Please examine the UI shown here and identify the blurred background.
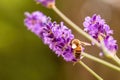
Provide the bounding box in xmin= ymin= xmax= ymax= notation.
xmin=0 ymin=0 xmax=120 ymax=80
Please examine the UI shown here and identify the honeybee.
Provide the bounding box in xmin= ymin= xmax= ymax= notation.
xmin=71 ymin=39 xmax=91 ymax=61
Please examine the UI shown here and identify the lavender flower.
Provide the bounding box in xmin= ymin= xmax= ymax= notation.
xmin=24 ymin=11 xmax=47 ymax=36
xmin=104 ymin=36 xmax=118 ymax=53
xmin=83 ymin=14 xmax=113 ymax=40
xmin=35 ymin=0 xmax=55 ymax=8
xmin=24 ymin=11 xmax=78 ymax=61
xmin=83 ymin=14 xmax=118 ymax=54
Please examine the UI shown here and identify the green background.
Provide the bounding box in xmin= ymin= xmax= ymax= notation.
xmin=0 ymin=0 xmax=120 ymax=80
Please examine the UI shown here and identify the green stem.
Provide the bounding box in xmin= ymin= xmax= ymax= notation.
xmin=82 ymin=52 xmax=120 ymax=72
xmin=112 ymin=55 xmax=120 ymax=66
xmin=79 ymin=61 xmax=103 ymax=80
xmin=52 ymin=5 xmax=100 ymax=47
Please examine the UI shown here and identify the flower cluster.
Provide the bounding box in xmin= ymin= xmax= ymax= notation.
xmin=83 ymin=14 xmax=118 ymax=54
xmin=35 ymin=0 xmax=55 ymax=8
xmin=24 ymin=11 xmax=77 ymax=61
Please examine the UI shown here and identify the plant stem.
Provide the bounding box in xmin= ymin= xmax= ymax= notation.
xmin=52 ymin=5 xmax=100 ymax=47
xmin=82 ymin=52 xmax=120 ymax=72
xmin=112 ymin=55 xmax=120 ymax=66
xmin=79 ymin=61 xmax=103 ymax=80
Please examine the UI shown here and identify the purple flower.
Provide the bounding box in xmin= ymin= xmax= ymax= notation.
xmin=83 ymin=14 xmax=113 ymax=40
xmin=35 ymin=0 xmax=55 ymax=8
xmin=104 ymin=36 xmax=118 ymax=53
xmin=83 ymin=14 xmax=118 ymax=54
xmin=24 ymin=11 xmax=47 ymax=37
xmin=24 ymin=11 xmax=78 ymax=62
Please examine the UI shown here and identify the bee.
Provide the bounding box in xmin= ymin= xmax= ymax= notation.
xmin=71 ymin=39 xmax=91 ymax=61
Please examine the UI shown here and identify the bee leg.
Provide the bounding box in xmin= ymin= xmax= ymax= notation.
xmin=73 ymin=62 xmax=77 ymax=66
xmin=73 ymin=59 xmax=80 ymax=66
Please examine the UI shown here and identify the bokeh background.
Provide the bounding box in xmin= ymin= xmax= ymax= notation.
xmin=0 ymin=0 xmax=120 ymax=80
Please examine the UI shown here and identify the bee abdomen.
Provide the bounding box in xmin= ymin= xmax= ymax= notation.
xmin=75 ymin=52 xmax=81 ymax=59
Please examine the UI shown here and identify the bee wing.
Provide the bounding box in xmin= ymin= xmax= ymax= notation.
xmin=80 ymin=41 xmax=91 ymax=46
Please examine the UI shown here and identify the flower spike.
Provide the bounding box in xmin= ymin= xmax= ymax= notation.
xmin=83 ymin=14 xmax=118 ymax=55
xmin=24 ymin=11 xmax=82 ymax=61
xmin=35 ymin=0 xmax=55 ymax=8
